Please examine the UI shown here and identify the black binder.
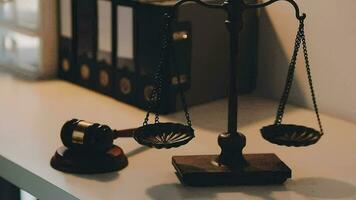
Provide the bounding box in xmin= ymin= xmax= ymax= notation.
xmin=95 ymin=0 xmax=115 ymax=95
xmin=169 ymin=22 xmax=192 ymax=92
xmin=76 ymin=0 xmax=97 ymax=89
xmin=114 ymin=1 xmax=139 ymax=105
xmin=116 ymin=2 xmax=192 ymax=114
xmin=57 ymin=0 xmax=77 ymax=81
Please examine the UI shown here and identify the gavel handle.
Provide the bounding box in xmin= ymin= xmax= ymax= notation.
xmin=113 ymin=128 xmax=136 ymax=139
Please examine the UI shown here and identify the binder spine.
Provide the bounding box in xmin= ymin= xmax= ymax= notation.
xmin=135 ymin=5 xmax=164 ymax=112
xmin=170 ymin=21 xmax=192 ymax=92
xmin=111 ymin=0 xmax=118 ymax=93
xmin=95 ymin=0 xmax=114 ymax=95
xmin=114 ymin=2 xmax=138 ymax=104
xmin=76 ymin=0 xmax=98 ymax=89
xmin=166 ymin=21 xmax=192 ymax=113
xmin=57 ymin=0 xmax=77 ymax=81
xmin=134 ymin=5 xmax=192 ymax=114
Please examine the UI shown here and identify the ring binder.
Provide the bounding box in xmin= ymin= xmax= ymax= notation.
xmin=57 ymin=0 xmax=77 ymax=81
xmin=133 ymin=3 xmax=192 ymax=113
xmin=96 ymin=0 xmax=114 ymax=95
xmin=76 ymin=0 xmax=97 ymax=89
xmin=114 ymin=2 xmax=138 ymax=104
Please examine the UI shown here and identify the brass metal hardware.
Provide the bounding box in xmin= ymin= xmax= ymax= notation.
xmin=144 ymin=85 xmax=154 ymax=101
xmin=62 ymin=59 xmax=70 ymax=72
xmin=71 ymin=121 xmax=91 ymax=144
xmin=80 ymin=64 xmax=90 ymax=80
xmin=99 ymin=70 xmax=109 ymax=87
xmin=173 ymin=31 xmax=188 ymax=41
xmin=172 ymin=74 xmax=188 ymax=85
xmin=120 ymin=77 xmax=132 ymax=95
xmin=72 ymin=131 xmax=84 ymax=144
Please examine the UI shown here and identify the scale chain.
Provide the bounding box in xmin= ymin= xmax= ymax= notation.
xmin=274 ymin=18 xmax=324 ymax=135
xmin=275 ymin=20 xmax=303 ymax=125
xmin=143 ymin=13 xmax=171 ymax=126
xmin=143 ymin=13 xmax=192 ymax=127
xmin=300 ymin=21 xmax=324 ymax=135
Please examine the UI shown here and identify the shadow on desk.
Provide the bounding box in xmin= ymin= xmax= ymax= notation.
xmin=126 ymin=146 xmax=151 ymax=158
xmin=146 ymin=177 xmax=356 ymax=200
xmin=287 ymin=177 xmax=356 ymax=199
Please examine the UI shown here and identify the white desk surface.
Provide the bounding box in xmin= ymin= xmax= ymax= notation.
xmin=0 ymin=73 xmax=356 ymax=200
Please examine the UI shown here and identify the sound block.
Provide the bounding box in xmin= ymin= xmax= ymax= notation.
xmin=172 ymin=154 xmax=291 ymax=186
xmin=51 ymin=145 xmax=128 ymax=174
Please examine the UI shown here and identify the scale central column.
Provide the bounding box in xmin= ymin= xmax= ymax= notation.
xmin=172 ymin=0 xmax=294 ymax=186
xmin=217 ymin=0 xmax=247 ymax=167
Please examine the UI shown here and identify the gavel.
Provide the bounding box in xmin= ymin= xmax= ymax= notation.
xmin=61 ymin=119 xmax=135 ymax=153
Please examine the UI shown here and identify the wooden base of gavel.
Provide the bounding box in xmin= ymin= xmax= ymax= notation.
xmin=51 ymin=121 xmax=137 ymax=174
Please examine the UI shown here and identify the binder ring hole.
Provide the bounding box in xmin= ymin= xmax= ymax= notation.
xmin=62 ymin=59 xmax=70 ymax=72
xmin=144 ymin=85 xmax=154 ymax=101
xmin=80 ymin=64 xmax=90 ymax=80
xmin=120 ymin=77 xmax=132 ymax=95
xmin=99 ymin=70 xmax=109 ymax=87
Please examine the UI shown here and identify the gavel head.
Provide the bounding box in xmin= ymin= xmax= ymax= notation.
xmin=60 ymin=119 xmax=114 ymax=153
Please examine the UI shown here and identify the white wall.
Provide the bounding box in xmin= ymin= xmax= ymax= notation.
xmin=256 ymin=0 xmax=356 ymax=122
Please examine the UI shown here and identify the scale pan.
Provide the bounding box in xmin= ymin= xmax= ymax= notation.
xmin=134 ymin=123 xmax=194 ymax=149
xmin=261 ymin=124 xmax=322 ymax=147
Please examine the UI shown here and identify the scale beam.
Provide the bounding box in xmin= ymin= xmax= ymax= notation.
xmin=244 ymin=0 xmax=306 ymax=20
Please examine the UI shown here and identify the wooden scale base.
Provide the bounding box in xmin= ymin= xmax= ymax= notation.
xmin=172 ymin=154 xmax=291 ymax=186
xmin=51 ymin=145 xmax=128 ymax=174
